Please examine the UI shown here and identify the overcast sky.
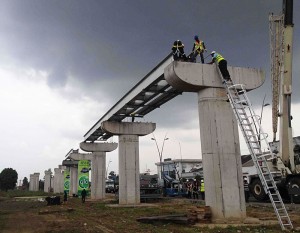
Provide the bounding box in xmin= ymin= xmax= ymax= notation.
xmin=0 ymin=1 xmax=299 ymax=183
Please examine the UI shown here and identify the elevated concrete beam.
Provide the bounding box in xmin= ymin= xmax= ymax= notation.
xmin=101 ymin=122 xmax=155 ymax=205
xmin=165 ymin=61 xmax=264 ymax=92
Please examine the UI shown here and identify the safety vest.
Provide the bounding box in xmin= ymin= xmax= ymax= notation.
xmin=214 ymin=53 xmax=225 ymax=63
xmin=200 ymin=181 xmax=205 ymax=192
xmin=194 ymin=41 xmax=204 ymax=53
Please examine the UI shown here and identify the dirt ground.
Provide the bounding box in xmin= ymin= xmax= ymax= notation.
xmin=1 ymin=195 xmax=300 ymax=233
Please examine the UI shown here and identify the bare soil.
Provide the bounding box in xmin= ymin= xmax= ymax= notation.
xmin=1 ymin=195 xmax=300 ymax=233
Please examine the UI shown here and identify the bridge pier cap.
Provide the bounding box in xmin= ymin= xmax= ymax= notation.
xmin=101 ymin=121 xmax=156 ymax=136
xmin=164 ymin=62 xmax=265 ymax=92
xmin=80 ymin=142 xmax=118 ymax=153
xmin=69 ymin=152 xmax=92 ymax=161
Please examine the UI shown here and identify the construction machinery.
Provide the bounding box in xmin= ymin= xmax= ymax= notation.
xmin=221 ymin=1 xmax=298 ymax=229
xmin=243 ymin=0 xmax=300 ymax=205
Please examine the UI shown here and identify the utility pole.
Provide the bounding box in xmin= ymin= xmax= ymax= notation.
xmin=106 ymin=160 xmax=112 ymax=179
xmin=258 ymin=94 xmax=270 ymax=146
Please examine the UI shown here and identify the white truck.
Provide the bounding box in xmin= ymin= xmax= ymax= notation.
xmin=242 ymin=136 xmax=300 ymax=203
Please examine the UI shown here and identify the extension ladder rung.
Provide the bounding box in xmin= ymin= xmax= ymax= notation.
xmin=221 ymin=76 xmax=293 ymax=230
xmin=257 ymin=154 xmax=270 ymax=158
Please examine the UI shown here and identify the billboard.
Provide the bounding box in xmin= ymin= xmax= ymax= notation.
xmin=64 ymin=168 xmax=70 ymax=195
xmin=77 ymin=160 xmax=90 ymax=196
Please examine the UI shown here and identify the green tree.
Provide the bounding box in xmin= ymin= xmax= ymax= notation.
xmin=0 ymin=168 xmax=18 ymax=191
xmin=39 ymin=179 xmax=44 ymax=191
xmin=22 ymin=177 xmax=29 ymax=190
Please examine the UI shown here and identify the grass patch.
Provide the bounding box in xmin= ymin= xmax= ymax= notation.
xmin=4 ymin=190 xmax=49 ymax=198
xmin=0 ymin=212 xmax=8 ymax=229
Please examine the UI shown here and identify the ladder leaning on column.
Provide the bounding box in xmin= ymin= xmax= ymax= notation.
xmin=221 ymin=77 xmax=293 ymax=231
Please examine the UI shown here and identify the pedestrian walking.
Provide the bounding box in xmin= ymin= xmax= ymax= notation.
xmin=81 ymin=189 xmax=87 ymax=203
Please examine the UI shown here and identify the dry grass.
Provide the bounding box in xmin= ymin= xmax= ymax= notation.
xmin=1 ymin=195 xmax=300 ymax=233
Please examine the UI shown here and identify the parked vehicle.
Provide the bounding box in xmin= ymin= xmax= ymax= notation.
xmin=242 ymin=137 xmax=300 ymax=203
xmin=105 ymin=179 xmax=115 ymax=193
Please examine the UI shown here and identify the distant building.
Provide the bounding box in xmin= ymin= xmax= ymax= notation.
xmin=155 ymin=158 xmax=203 ymax=182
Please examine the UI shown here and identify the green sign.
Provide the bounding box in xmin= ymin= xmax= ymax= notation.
xmin=78 ymin=160 xmax=90 ymax=197
xmin=64 ymin=168 xmax=70 ymax=195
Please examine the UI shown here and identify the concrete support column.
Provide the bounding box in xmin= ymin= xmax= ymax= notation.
xmin=164 ymin=61 xmax=265 ymax=222
xmin=59 ymin=165 xmax=66 ymax=193
xmin=91 ymin=152 xmax=106 ymax=199
xmin=119 ymin=134 xmax=140 ymax=204
xmin=29 ymin=174 xmax=34 ymax=191
xmin=30 ymin=173 xmax=39 ymax=191
xmin=53 ymin=168 xmax=62 ymax=194
xmin=80 ymin=142 xmax=118 ymax=200
xmin=34 ymin=173 xmax=40 ymax=191
xmin=69 ymin=152 xmax=92 ymax=197
xmin=198 ymin=88 xmax=246 ymax=220
xmin=44 ymin=169 xmax=52 ymax=193
xmin=69 ymin=166 xmax=78 ymax=197
xmin=102 ymin=121 xmax=155 ymax=205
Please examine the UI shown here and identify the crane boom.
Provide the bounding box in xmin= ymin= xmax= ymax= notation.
xmin=269 ymin=13 xmax=284 ymax=142
xmin=280 ymin=0 xmax=294 ymax=169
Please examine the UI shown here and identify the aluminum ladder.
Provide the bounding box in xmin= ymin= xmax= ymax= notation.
xmin=222 ymin=78 xmax=293 ymax=230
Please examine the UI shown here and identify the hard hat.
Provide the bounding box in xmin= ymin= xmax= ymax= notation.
xmin=194 ymin=35 xmax=199 ymax=40
xmin=211 ymin=51 xmax=216 ymax=55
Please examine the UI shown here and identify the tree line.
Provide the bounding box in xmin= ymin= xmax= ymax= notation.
xmin=0 ymin=168 xmax=34 ymax=191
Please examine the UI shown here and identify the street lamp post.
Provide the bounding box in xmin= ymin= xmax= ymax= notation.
xmin=106 ymin=160 xmax=112 ymax=179
xmin=258 ymin=94 xmax=270 ymax=146
xmin=151 ymin=134 xmax=169 ymax=195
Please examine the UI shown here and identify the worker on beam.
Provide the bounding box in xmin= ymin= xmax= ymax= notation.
xmin=208 ymin=51 xmax=231 ymax=82
xmin=172 ymin=40 xmax=187 ymax=61
xmin=191 ymin=35 xmax=207 ymax=63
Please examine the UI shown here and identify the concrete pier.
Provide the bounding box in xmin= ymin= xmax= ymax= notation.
xmin=80 ymin=142 xmax=118 ymax=200
xmin=44 ymin=169 xmax=52 ymax=193
xmin=29 ymin=173 xmax=40 ymax=191
xmin=101 ymin=121 xmax=155 ymax=205
xmin=53 ymin=168 xmax=63 ymax=193
xmin=59 ymin=165 xmax=66 ymax=193
xmin=62 ymin=159 xmax=79 ymax=196
xmin=69 ymin=152 xmax=92 ymax=197
xmin=165 ymin=61 xmax=265 ymax=221
xmin=69 ymin=166 xmax=78 ymax=197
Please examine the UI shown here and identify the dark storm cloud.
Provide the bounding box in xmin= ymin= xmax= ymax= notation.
xmin=1 ymin=0 xmax=299 ymax=105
